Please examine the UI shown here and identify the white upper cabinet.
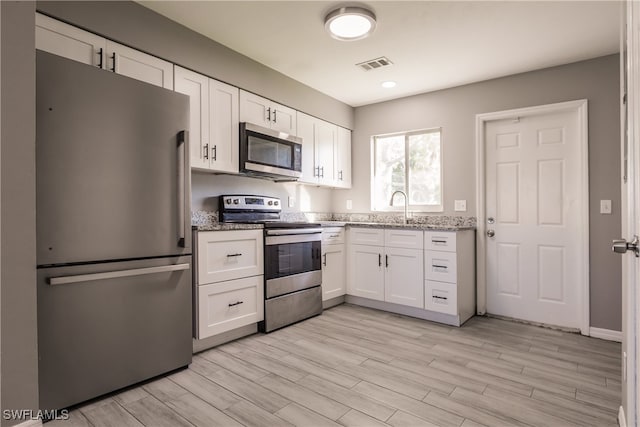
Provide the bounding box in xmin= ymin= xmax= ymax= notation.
xmin=36 ymin=13 xmax=173 ymax=90
xmin=239 ymin=90 xmax=297 ymax=135
xmin=334 ymin=127 xmax=352 ymax=189
xmin=174 ymin=66 xmax=210 ymax=169
xmin=36 ymin=13 xmax=106 ymax=68
xmin=209 ymin=79 xmax=240 ymax=173
xmin=316 ymin=120 xmax=337 ymax=186
xmin=175 ymin=66 xmax=239 ymax=173
xmin=106 ymin=41 xmax=173 ymax=89
xmin=296 ymin=112 xmax=338 ymax=186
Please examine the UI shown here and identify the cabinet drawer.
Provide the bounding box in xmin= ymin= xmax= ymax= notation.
xmin=197 ymin=230 xmax=263 ymax=285
xmin=323 ymin=227 xmax=345 ymax=244
xmin=425 ymin=231 xmax=457 ymax=252
xmin=384 ymin=229 xmax=423 ymax=249
xmin=196 ymin=275 xmax=264 ymax=339
xmin=348 ymin=227 xmax=384 ymax=246
xmin=425 ymin=280 xmax=457 ymax=315
xmin=425 ymin=251 xmax=457 ymax=283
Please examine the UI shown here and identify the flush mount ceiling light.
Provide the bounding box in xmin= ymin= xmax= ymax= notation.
xmin=381 ymin=81 xmax=396 ymax=88
xmin=325 ymin=6 xmax=376 ymax=41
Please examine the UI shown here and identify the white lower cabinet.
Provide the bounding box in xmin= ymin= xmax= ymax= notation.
xmin=384 ymin=247 xmax=424 ymax=308
xmin=347 ymin=228 xmax=423 ymax=307
xmin=321 ymin=227 xmax=346 ymax=301
xmin=348 ymin=244 xmax=385 ymax=301
xmin=197 ymin=275 xmax=263 ymax=338
xmin=423 ymin=230 xmax=476 ymax=324
xmin=347 ymin=226 xmax=475 ymax=326
xmin=194 ymin=230 xmax=264 ymax=340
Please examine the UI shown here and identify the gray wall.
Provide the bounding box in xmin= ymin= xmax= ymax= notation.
xmin=1 ymin=2 xmax=38 ymax=426
xmin=192 ymin=173 xmax=333 ymax=214
xmin=36 ymin=1 xmax=354 ymax=130
xmin=336 ymin=55 xmax=621 ymax=331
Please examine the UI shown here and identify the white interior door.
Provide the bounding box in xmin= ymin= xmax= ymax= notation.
xmin=484 ymin=103 xmax=588 ymax=330
xmin=619 ymin=2 xmax=639 ymax=425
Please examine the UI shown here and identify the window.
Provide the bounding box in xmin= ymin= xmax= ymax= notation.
xmin=372 ymin=128 xmax=442 ymax=212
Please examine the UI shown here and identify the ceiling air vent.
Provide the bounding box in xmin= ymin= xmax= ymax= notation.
xmin=356 ymin=56 xmax=393 ymax=71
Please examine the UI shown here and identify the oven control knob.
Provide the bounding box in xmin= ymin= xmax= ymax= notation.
xmin=225 ymin=198 xmax=231 ymax=204
xmin=268 ymin=201 xmax=273 ymax=206
xmin=274 ymin=201 xmax=279 ymax=206
xmin=233 ymin=199 xmax=239 ymax=205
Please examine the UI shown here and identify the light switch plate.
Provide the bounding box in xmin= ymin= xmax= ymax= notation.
xmin=454 ymin=200 xmax=467 ymax=212
xmin=600 ymin=199 xmax=612 ymax=214
xmin=346 ymin=199 xmax=353 ymax=210
xmin=288 ymin=196 xmax=295 ymax=208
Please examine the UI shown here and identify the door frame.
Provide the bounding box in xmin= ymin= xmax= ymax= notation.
xmin=475 ymin=99 xmax=590 ymax=334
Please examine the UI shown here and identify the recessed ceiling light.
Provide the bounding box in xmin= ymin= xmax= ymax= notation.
xmin=381 ymin=81 xmax=397 ymax=88
xmin=325 ymin=7 xmax=376 ymax=41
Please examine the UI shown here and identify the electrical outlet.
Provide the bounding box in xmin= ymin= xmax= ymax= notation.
xmin=288 ymin=196 xmax=295 ymax=208
xmin=346 ymin=199 xmax=353 ymax=210
xmin=454 ymin=200 xmax=467 ymax=212
xmin=600 ymin=199 xmax=612 ymax=214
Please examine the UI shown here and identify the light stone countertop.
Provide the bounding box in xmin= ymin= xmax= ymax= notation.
xmin=319 ymin=221 xmax=474 ymax=231
xmin=193 ymin=223 xmax=263 ymax=232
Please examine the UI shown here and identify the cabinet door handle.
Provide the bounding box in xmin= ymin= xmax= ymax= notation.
xmin=320 ymin=166 xmax=324 ymax=178
xmin=378 ymin=253 xmax=382 ymax=267
xmin=97 ymin=48 xmax=103 ymax=68
xmin=385 ymin=254 xmax=389 ymax=268
xmin=323 ymin=253 xmax=327 ymax=266
xmin=266 ymin=107 xmax=271 ymax=122
xmin=203 ymin=144 xmax=209 ymax=159
xmin=226 ymin=253 xmax=242 ymax=257
xmin=110 ymin=52 xmax=116 ymax=72
xmin=212 ymin=144 xmax=217 ymax=161
xmin=228 ymin=301 xmax=244 ymax=307
xmin=273 ymin=109 xmax=277 ymax=123
xmin=338 ymin=170 xmax=343 ymax=181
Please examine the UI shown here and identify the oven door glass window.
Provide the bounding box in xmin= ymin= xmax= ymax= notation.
xmin=265 ymin=240 xmax=321 ymax=279
xmin=247 ymin=135 xmax=293 ymax=169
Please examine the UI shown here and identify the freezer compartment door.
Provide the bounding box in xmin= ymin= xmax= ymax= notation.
xmin=36 ymin=51 xmax=190 ymax=266
xmin=37 ymin=256 xmax=192 ymax=411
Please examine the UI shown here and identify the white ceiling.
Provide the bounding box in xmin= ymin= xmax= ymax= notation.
xmin=138 ymin=1 xmax=621 ymax=107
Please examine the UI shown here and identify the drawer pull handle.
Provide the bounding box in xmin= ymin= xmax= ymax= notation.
xmin=227 ymin=253 xmax=242 ymax=257
xmin=330 ymin=234 xmax=340 ymax=238
xmin=433 ymin=296 xmax=448 ymax=300
xmin=433 ymin=264 xmax=448 ymax=269
xmin=432 ymin=240 xmax=447 ymax=244
xmin=228 ymin=301 xmax=244 ymax=307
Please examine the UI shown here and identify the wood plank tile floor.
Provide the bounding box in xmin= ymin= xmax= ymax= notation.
xmin=52 ymin=304 xmax=621 ymax=427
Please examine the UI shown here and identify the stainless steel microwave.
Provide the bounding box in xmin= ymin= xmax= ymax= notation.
xmin=240 ymin=122 xmax=302 ymax=181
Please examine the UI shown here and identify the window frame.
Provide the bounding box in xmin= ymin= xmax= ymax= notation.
xmin=370 ymin=127 xmax=444 ymax=213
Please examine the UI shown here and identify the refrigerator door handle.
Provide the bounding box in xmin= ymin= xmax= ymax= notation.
xmin=177 ymin=130 xmax=191 ymax=249
xmin=48 ymin=263 xmax=190 ymax=286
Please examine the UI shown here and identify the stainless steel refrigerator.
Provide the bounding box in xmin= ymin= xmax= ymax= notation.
xmin=36 ymin=51 xmax=192 ymax=411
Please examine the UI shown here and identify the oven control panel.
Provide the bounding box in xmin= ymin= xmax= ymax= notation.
xmin=220 ymin=195 xmax=281 ymax=211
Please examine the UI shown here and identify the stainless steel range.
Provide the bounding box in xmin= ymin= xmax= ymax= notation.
xmin=220 ymin=195 xmax=323 ymax=332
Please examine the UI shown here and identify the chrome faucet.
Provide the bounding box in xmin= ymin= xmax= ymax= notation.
xmin=389 ymin=190 xmax=409 ymax=224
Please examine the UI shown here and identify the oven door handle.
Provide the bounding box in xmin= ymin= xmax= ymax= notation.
xmin=265 ymin=228 xmax=324 ymax=236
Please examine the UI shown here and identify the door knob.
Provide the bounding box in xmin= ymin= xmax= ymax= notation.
xmin=613 ymin=236 xmax=640 ymax=257
xmin=487 ymin=230 xmax=495 ymax=237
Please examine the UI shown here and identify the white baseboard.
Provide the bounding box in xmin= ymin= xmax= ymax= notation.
xmin=618 ymin=405 xmax=626 ymax=427
xmin=590 ymin=327 xmax=623 ymax=342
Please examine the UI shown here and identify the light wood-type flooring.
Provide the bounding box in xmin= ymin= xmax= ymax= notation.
xmin=51 ymin=304 xmax=622 ymax=427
